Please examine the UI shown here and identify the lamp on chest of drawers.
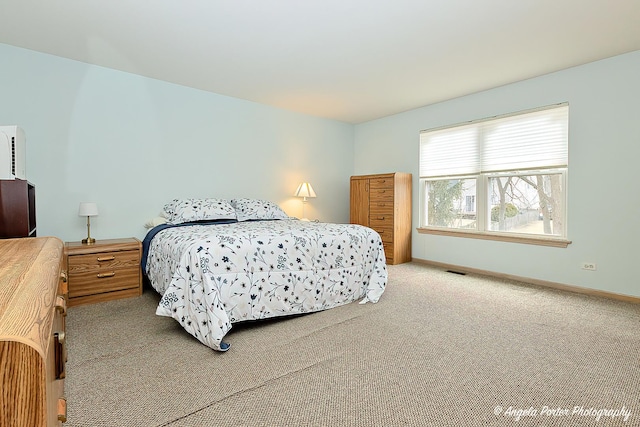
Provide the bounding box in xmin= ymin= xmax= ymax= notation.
xmin=78 ymin=202 xmax=99 ymax=244
xmin=294 ymin=182 xmax=316 ymax=221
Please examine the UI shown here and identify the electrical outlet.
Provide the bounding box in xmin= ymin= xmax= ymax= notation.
xmin=581 ymin=262 xmax=597 ymax=271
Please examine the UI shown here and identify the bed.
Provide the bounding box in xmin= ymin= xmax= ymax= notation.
xmin=142 ymin=198 xmax=388 ymax=351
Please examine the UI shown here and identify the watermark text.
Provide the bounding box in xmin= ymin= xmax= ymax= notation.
xmin=493 ymin=405 xmax=632 ymax=422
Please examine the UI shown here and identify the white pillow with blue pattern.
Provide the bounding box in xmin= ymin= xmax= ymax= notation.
xmin=167 ymin=198 xmax=237 ymax=224
xmin=231 ymin=198 xmax=289 ymax=222
xmin=161 ymin=198 xmax=179 ymax=219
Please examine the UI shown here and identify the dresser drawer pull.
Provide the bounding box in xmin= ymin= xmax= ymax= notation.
xmin=55 ymin=295 xmax=67 ymax=317
xmin=58 ymin=397 xmax=67 ymax=423
xmin=54 ymin=332 xmax=66 ymax=380
xmin=60 ymin=278 xmax=69 ymax=297
xmin=378 ymin=230 xmax=385 ymax=234
xmin=97 ymin=256 xmax=116 ymax=262
xmin=377 ymin=216 xmax=385 ymax=220
xmin=97 ymin=272 xmax=116 ymax=278
xmin=60 ymin=270 xmax=68 ymax=282
xmin=377 ymin=190 xmax=386 ymax=193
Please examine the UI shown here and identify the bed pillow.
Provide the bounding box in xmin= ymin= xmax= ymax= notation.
xmin=144 ymin=216 xmax=169 ymax=229
xmin=231 ymin=198 xmax=289 ymax=222
xmin=161 ymin=199 xmax=179 ymax=219
xmin=168 ymin=198 xmax=237 ymax=224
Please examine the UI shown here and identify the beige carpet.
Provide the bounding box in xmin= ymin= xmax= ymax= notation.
xmin=65 ymin=263 xmax=639 ymax=426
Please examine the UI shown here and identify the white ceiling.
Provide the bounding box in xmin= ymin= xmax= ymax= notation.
xmin=1 ymin=0 xmax=640 ymax=123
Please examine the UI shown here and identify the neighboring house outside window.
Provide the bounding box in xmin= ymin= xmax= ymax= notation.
xmin=465 ymin=195 xmax=475 ymax=214
xmin=418 ymin=103 xmax=570 ymax=247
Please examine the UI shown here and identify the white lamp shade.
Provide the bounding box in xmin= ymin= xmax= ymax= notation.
xmin=294 ymin=182 xmax=317 ymax=198
xmin=78 ymin=202 xmax=99 ymax=217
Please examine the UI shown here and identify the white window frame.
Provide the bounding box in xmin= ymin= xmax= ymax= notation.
xmin=417 ymin=104 xmax=571 ymax=248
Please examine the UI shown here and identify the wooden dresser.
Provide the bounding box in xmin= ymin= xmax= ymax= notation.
xmin=65 ymin=238 xmax=142 ymax=307
xmin=0 ymin=237 xmax=68 ymax=426
xmin=350 ymin=172 xmax=412 ymax=265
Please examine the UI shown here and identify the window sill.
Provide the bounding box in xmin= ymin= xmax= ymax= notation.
xmin=416 ymin=227 xmax=572 ymax=248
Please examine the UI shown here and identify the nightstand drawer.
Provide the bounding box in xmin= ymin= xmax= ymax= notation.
xmin=68 ymin=250 xmax=139 ymax=273
xmin=68 ymin=267 xmax=140 ymax=298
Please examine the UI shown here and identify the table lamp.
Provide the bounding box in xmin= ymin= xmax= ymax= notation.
xmin=78 ymin=202 xmax=99 ymax=244
xmin=294 ymin=182 xmax=316 ymax=221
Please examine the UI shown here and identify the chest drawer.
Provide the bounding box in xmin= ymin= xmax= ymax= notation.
xmin=382 ymin=243 xmax=394 ymax=264
xmin=370 ymin=199 xmax=393 ymax=211
xmin=369 ymin=188 xmax=394 ymax=203
xmin=369 ymin=223 xmax=393 ymax=244
xmin=370 ymin=213 xmax=394 ymax=230
xmin=369 ymin=179 xmax=393 ymax=202
xmin=369 ymin=203 xmax=394 ymax=217
xmin=369 ymin=177 xmax=394 ymax=190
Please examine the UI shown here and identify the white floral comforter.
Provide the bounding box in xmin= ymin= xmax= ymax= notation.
xmin=144 ymin=219 xmax=387 ymax=351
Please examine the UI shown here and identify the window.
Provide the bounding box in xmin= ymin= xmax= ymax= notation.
xmin=419 ymin=104 xmax=569 ymax=245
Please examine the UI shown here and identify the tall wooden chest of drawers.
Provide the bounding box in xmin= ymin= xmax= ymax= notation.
xmin=350 ymin=172 xmax=412 ymax=265
xmin=0 ymin=237 xmax=68 ymax=426
xmin=65 ymin=238 xmax=142 ymax=307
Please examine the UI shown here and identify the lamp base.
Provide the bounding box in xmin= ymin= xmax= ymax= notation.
xmin=82 ymin=237 xmax=96 ymax=244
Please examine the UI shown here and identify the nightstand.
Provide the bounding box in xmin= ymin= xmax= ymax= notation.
xmin=65 ymin=237 xmax=142 ymax=307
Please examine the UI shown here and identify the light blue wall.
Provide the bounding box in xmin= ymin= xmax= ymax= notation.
xmin=2 ymin=42 xmax=639 ymax=298
xmin=354 ymin=50 xmax=640 ymax=298
xmin=0 ymin=43 xmax=354 ymax=242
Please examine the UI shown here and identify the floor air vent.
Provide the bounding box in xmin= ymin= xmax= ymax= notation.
xmin=446 ymin=270 xmax=466 ymax=275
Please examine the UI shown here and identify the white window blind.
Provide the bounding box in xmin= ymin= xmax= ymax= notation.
xmin=419 ymin=124 xmax=479 ymax=177
xmin=420 ymin=104 xmax=568 ymax=178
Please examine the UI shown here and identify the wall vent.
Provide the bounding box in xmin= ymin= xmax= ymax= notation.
xmin=446 ymin=270 xmax=466 ymax=276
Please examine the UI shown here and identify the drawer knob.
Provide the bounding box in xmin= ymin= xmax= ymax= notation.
xmin=54 ymin=332 xmax=66 ymax=379
xmin=58 ymin=397 xmax=67 ymax=423
xmin=60 ymin=270 xmax=68 ymax=282
xmin=97 ymin=272 xmax=116 ymax=278
xmin=377 ymin=216 xmax=385 ymax=220
xmin=55 ymin=295 xmax=67 ymax=317
xmin=97 ymin=256 xmax=116 ymax=262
